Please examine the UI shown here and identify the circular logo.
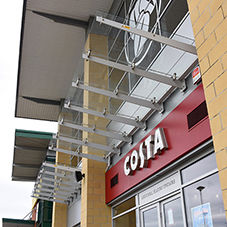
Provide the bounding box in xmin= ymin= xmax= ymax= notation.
xmin=124 ymin=0 xmax=160 ymax=66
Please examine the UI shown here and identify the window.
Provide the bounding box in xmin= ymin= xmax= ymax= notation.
xmin=111 ymin=150 xmax=226 ymax=227
xmin=113 ymin=197 xmax=137 ymax=227
xmin=113 ymin=197 xmax=136 ymax=216
xmin=181 ymin=153 xmax=217 ymax=184
xmin=114 ymin=210 xmax=137 ymax=227
xmin=182 ymin=154 xmax=226 ymax=227
xmin=108 ymin=0 xmax=190 ymax=114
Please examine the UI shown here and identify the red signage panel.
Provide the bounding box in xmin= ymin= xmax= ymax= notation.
xmin=106 ymin=84 xmax=211 ymax=204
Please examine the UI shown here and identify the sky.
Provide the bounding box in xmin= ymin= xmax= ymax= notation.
xmin=0 ymin=1 xmax=57 ymax=224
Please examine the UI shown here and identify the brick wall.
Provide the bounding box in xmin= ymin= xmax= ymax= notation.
xmin=81 ymin=33 xmax=111 ymax=227
xmin=187 ymin=0 xmax=227 ymax=217
xmin=52 ymin=113 xmax=71 ymax=227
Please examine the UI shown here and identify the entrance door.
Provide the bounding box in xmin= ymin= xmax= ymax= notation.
xmin=141 ymin=195 xmax=184 ymax=227
xmin=161 ymin=196 xmax=184 ymax=227
xmin=142 ymin=204 xmax=161 ymax=227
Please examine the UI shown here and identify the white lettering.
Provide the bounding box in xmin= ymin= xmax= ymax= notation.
xmin=123 ymin=128 xmax=168 ymax=176
xmin=139 ymin=142 xmax=148 ymax=168
xmin=124 ymin=156 xmax=133 ymax=176
xmin=130 ymin=150 xmax=140 ymax=171
xmin=154 ymin=128 xmax=168 ymax=155
xmin=144 ymin=135 xmax=154 ymax=160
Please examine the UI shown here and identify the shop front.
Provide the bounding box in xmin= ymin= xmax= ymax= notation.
xmin=110 ymin=149 xmax=226 ymax=227
xmin=14 ymin=0 xmax=227 ymax=226
xmin=106 ymin=83 xmax=227 ymax=226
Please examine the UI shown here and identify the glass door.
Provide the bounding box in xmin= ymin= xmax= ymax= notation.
xmin=141 ymin=195 xmax=184 ymax=227
xmin=161 ymin=195 xmax=184 ymax=227
xmin=141 ymin=203 xmax=161 ymax=227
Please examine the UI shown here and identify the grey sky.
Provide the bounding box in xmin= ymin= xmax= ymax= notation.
xmin=0 ymin=1 xmax=57 ymax=224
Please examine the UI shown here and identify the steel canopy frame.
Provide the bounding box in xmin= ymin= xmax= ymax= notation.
xmin=42 ymin=162 xmax=81 ymax=172
xmin=64 ymin=103 xmax=146 ymax=129
xmin=33 ymin=191 xmax=70 ymax=200
xmin=82 ymin=54 xmax=186 ymax=90
xmin=36 ymin=181 xmax=77 ymax=192
xmin=72 ymin=14 xmax=198 ymax=161
xmin=40 ymin=170 xmax=74 ymax=179
xmin=33 ymin=187 xmax=78 ymax=196
xmin=34 ymin=187 xmax=76 ymax=197
xmin=96 ymin=16 xmax=197 ymax=55
xmin=72 ymin=81 xmax=163 ymax=111
xmin=32 ymin=195 xmax=67 ymax=204
xmin=31 ymin=162 xmax=81 ymax=204
xmin=59 ymin=119 xmax=132 ymax=143
xmin=40 ymin=176 xmax=79 ymax=187
xmin=50 ymin=147 xmax=108 ymax=163
xmin=54 ymin=134 xmax=120 ymax=154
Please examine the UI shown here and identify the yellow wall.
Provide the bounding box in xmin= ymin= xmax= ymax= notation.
xmin=81 ymin=33 xmax=111 ymax=227
xmin=52 ymin=34 xmax=111 ymax=227
xmin=187 ymin=0 xmax=227 ymax=217
xmin=52 ymin=113 xmax=71 ymax=227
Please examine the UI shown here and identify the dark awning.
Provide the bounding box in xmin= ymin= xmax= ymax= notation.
xmin=12 ymin=129 xmax=55 ymax=181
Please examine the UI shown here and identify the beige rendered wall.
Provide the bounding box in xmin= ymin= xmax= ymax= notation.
xmin=187 ymin=0 xmax=227 ymax=217
xmin=80 ymin=33 xmax=111 ymax=227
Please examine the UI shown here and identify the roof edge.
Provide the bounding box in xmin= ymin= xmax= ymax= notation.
xmin=2 ymin=218 xmax=35 ymax=224
xmin=15 ymin=0 xmax=27 ymax=118
xmin=15 ymin=129 xmax=53 ymax=140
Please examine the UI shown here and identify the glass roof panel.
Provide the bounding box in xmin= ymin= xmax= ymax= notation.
xmin=63 ymin=7 xmax=197 ymax=151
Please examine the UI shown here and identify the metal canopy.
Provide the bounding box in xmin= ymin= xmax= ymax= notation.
xmin=20 ymin=4 xmax=198 ymax=169
xmin=15 ymin=0 xmax=114 ymax=121
xmin=31 ymin=162 xmax=81 ymax=204
xmin=14 ymin=0 xmax=200 ymax=205
xmin=62 ymin=9 xmax=198 ymax=158
xmin=12 ymin=129 xmax=55 ymax=182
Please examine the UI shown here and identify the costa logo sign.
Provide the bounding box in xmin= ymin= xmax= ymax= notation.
xmin=124 ymin=0 xmax=160 ymax=66
xmin=124 ymin=128 xmax=168 ymax=176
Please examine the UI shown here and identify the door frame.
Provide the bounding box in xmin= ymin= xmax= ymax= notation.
xmin=140 ymin=192 xmax=185 ymax=227
xmin=140 ymin=202 xmax=162 ymax=227
xmin=160 ymin=194 xmax=184 ymax=227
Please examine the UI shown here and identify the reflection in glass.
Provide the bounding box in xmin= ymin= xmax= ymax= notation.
xmin=163 ymin=197 xmax=184 ymax=227
xmin=160 ymin=0 xmax=188 ymax=38
xmin=143 ymin=206 xmax=159 ymax=227
xmin=181 ymin=153 xmax=217 ymax=184
xmin=160 ymin=0 xmax=172 ymax=13
xmin=113 ymin=197 xmax=136 ymax=216
xmin=113 ymin=209 xmax=136 ymax=227
xmin=184 ymin=174 xmax=226 ymax=227
xmin=105 ymin=0 xmax=193 ymax=117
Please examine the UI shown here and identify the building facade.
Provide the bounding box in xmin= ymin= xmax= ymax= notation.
xmin=15 ymin=0 xmax=227 ymax=227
